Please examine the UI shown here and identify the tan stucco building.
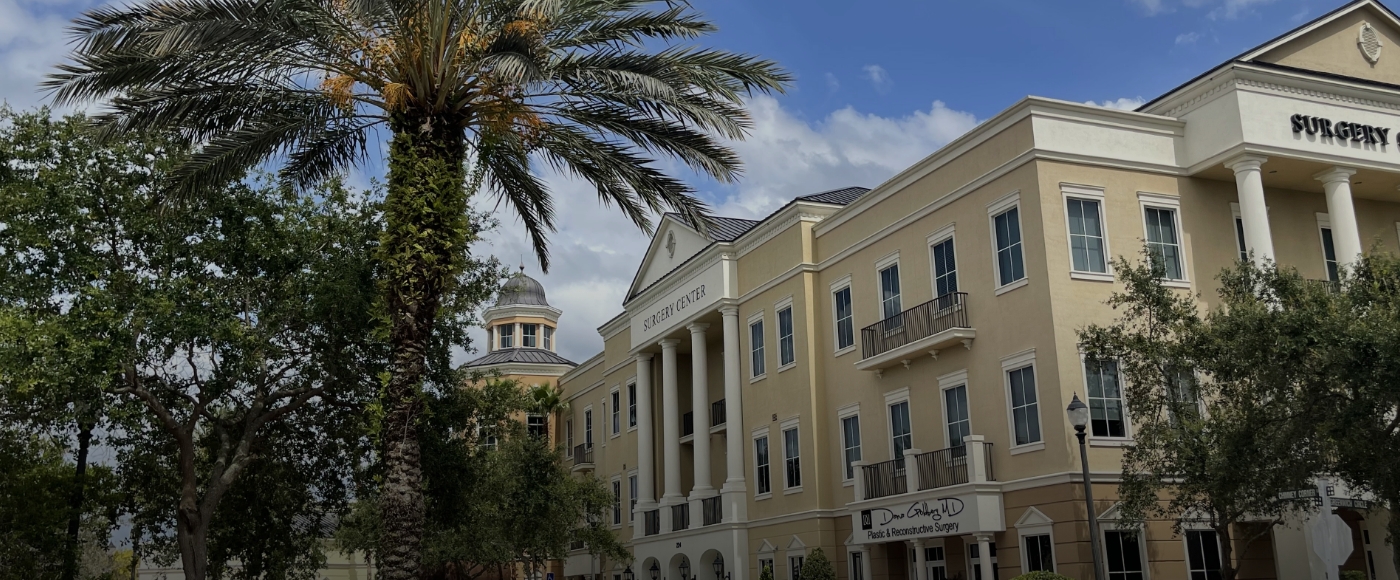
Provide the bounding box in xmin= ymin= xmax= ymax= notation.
xmin=555 ymin=4 xmax=1400 ymax=580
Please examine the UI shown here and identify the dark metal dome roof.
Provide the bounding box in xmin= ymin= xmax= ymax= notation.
xmin=496 ymin=268 xmax=549 ymax=306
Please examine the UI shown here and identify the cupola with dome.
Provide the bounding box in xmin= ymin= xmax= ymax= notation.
xmin=462 ymin=265 xmax=575 ymax=378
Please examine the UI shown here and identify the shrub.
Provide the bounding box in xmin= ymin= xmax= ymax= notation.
xmin=759 ymin=562 xmax=774 ymax=580
xmin=1341 ymin=571 xmax=1367 ymax=580
xmin=800 ymin=548 xmax=836 ymax=580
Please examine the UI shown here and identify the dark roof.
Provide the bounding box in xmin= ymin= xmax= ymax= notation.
xmin=496 ymin=270 xmax=549 ymax=306
xmin=796 ymin=186 xmax=872 ymax=206
xmin=462 ymin=347 xmax=576 ymax=368
xmin=664 ymin=213 xmax=761 ymax=242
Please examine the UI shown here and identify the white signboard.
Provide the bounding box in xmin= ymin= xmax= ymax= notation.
xmin=851 ymin=494 xmax=1000 ymax=544
xmin=630 ymin=261 xmax=725 ymax=348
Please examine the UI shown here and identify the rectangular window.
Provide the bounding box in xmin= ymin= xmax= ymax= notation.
xmin=1105 ymin=531 xmax=1145 ymax=580
xmin=566 ymin=419 xmax=574 ymax=454
xmin=889 ymin=401 xmax=912 ymax=469
xmin=932 ymin=238 xmax=958 ymax=297
xmin=760 ymin=560 xmax=774 ymax=578
xmin=969 ymin=542 xmax=998 ymax=580
xmin=1086 ymin=359 xmax=1127 ymax=438
xmin=627 ymin=383 xmax=637 ymax=428
xmin=755 ymin=436 xmax=771 ymax=495
xmin=584 ymin=408 xmax=593 ymax=448
xmin=926 ymin=547 xmax=947 ymax=580
xmin=994 ymin=207 xmax=1026 ymax=287
xmin=851 ymin=552 xmax=864 ymax=580
xmin=527 ymin=414 xmax=546 ymax=438
xmin=522 ymin=323 xmax=538 ymax=348
xmin=1169 ymin=369 xmax=1201 ymax=426
xmin=543 ymin=326 xmax=554 ymax=350
xmin=1186 ymin=530 xmax=1223 ymax=580
xmin=611 ymin=391 xmax=621 ymax=435
xmin=1235 ymin=217 xmax=1248 ymax=263
xmin=750 ymin=319 xmax=766 ymax=377
xmin=783 ymin=427 xmax=801 ymax=489
xmin=612 ymin=480 xmax=622 ymax=525
xmin=1024 ymin=534 xmax=1054 ymax=572
xmin=841 ymin=415 xmax=862 ymax=480
xmin=944 ymin=385 xmax=971 ymax=449
xmin=789 ymin=556 xmax=805 ymax=580
xmin=834 ymin=286 xmax=854 ymax=350
xmin=778 ymin=306 xmax=795 ymax=367
xmin=628 ymin=475 xmax=638 ymax=515
xmin=1008 ymin=365 xmax=1041 ymax=446
xmin=1145 ymin=206 xmax=1184 ymax=280
xmin=499 ymin=325 xmax=514 ymax=348
xmin=1321 ymin=227 xmax=1339 ymax=282
xmin=1067 ymin=198 xmax=1108 ymax=273
xmin=879 ymin=264 xmax=902 ymax=320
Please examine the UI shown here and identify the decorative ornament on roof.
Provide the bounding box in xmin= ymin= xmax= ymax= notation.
xmin=666 ymin=231 xmax=676 ymax=258
xmin=1359 ymin=22 xmax=1383 ymax=64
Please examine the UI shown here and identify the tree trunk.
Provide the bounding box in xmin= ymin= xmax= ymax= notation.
xmin=130 ymin=526 xmax=142 ymax=580
xmin=377 ymin=120 xmax=469 ymax=580
xmin=1217 ymin=521 xmax=1238 ymax=580
xmin=1389 ymin=500 xmax=1400 ymax=580
xmin=63 ymin=419 xmax=94 ymax=580
xmin=176 ymin=508 xmax=209 ymax=580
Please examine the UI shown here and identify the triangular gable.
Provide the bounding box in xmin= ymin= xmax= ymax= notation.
xmin=1014 ymin=506 xmax=1054 ymax=528
xmin=785 ymin=536 xmax=807 ymax=551
xmin=1097 ymin=502 xmax=1127 ymax=522
xmin=757 ymin=540 xmax=776 ymax=554
xmin=1246 ymin=0 xmax=1400 ymax=86
xmin=625 ymin=215 xmax=712 ymax=301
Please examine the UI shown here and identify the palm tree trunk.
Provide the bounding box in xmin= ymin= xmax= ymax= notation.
xmin=377 ymin=119 xmax=469 ymax=580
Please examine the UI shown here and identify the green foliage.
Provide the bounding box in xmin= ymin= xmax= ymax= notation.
xmin=1341 ymin=571 xmax=1367 ymax=580
xmin=1008 ymin=572 xmax=1074 ymax=580
xmin=799 ymin=549 xmax=834 ymax=580
xmin=759 ymin=562 xmax=774 ymax=580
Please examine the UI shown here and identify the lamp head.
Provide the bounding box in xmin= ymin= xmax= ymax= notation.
xmin=651 ymin=562 xmax=660 ymax=580
xmin=713 ymin=555 xmax=725 ymax=580
xmin=625 ymin=567 xmax=634 ymax=580
xmin=1066 ymin=392 xmax=1090 ymax=432
xmin=680 ymin=558 xmax=690 ymax=580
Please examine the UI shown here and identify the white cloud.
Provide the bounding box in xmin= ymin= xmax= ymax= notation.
xmin=1130 ymin=0 xmax=1171 ymax=15
xmin=1133 ymin=0 xmax=1275 ymax=19
xmin=824 ymin=72 xmax=840 ymax=92
xmin=0 ymin=0 xmax=83 ymax=111
xmin=1175 ymin=31 xmax=1200 ymax=45
xmin=1290 ymin=7 xmax=1309 ymax=22
xmin=1084 ymin=97 xmax=1146 ymax=111
xmin=1209 ymin=0 xmax=1277 ymax=19
xmin=862 ymin=64 xmax=892 ymax=94
xmin=465 ymin=95 xmax=980 ymax=363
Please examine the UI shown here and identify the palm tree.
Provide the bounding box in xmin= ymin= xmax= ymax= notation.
xmin=527 ymin=382 xmax=568 ymax=436
xmin=46 ymin=1 xmax=789 ymax=578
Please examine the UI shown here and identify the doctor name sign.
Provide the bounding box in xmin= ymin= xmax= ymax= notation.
xmin=853 ymin=494 xmax=995 ymax=544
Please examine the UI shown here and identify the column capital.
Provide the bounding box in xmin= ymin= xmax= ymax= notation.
xmin=720 ymin=305 xmax=740 ymax=317
xmin=973 ymin=533 xmax=995 ymax=543
xmin=1224 ymin=154 xmax=1269 ymax=173
xmin=636 ymin=352 xmax=654 ymax=361
xmin=658 ymin=338 xmax=681 ymax=348
xmin=687 ymin=322 xmax=711 ymax=333
xmin=1314 ymin=166 xmax=1358 ymax=184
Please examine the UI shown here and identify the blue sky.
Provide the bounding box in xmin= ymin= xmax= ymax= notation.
xmin=0 ymin=0 xmax=1351 ymax=362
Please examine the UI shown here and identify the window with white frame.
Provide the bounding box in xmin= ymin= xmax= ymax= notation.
xmin=1104 ymin=531 xmax=1145 ymax=580
xmin=627 ymin=383 xmax=637 ymax=428
xmin=750 ymin=316 xmax=766 ymax=378
xmin=1066 ymin=193 xmax=1108 ymax=274
xmin=992 ymin=205 xmax=1026 ymax=287
xmin=1143 ymin=202 xmax=1185 ymax=280
xmin=1023 ymin=534 xmax=1053 ymax=572
xmin=543 ymin=326 xmax=554 ymax=350
xmin=778 ymin=305 xmax=795 ymax=367
xmin=925 ymin=547 xmax=947 ymax=580
xmin=1186 ymin=530 xmax=1223 ymax=580
xmin=759 ymin=559 xmax=774 ymax=578
xmin=499 ymin=324 xmax=514 ymax=348
xmin=969 ymin=542 xmax=998 ymax=580
xmin=782 ymin=425 xmax=801 ymax=489
xmin=1232 ymin=204 xmax=1248 ymax=263
xmin=610 ymin=389 xmax=621 ymax=435
xmin=850 ymin=551 xmax=865 ymax=580
xmin=526 ymin=413 xmax=546 ymax=438
xmin=522 ymin=323 xmax=538 ymax=348
xmin=754 ymin=434 xmax=771 ymax=495
xmin=789 ymin=555 xmax=805 ymax=580
xmin=628 ymin=474 xmax=637 ymax=516
xmin=1318 ymin=214 xmax=1340 ymax=282
xmin=611 ymin=479 xmax=622 ymax=525
xmin=944 ymin=384 xmax=971 ymax=449
xmin=889 ymin=400 xmax=912 ymax=469
xmin=566 ymin=418 xmax=574 ymax=454
xmin=1085 ymin=358 xmax=1127 ymax=438
xmin=1006 ymin=362 xmax=1042 ymax=446
xmin=840 ymin=413 xmax=861 ymax=481
xmin=878 ymin=261 xmax=902 ymax=320
xmin=584 ymin=407 xmax=593 ymax=449
xmin=931 ymin=236 xmax=958 ymax=298
xmin=833 ymin=284 xmax=854 ymax=351
xmin=1168 ymin=368 xmax=1202 ymax=427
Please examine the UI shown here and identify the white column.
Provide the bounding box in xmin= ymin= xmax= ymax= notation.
xmin=911 ymin=540 xmax=927 ymax=580
xmin=965 ymin=435 xmax=989 ymax=483
xmin=634 ymin=353 xmax=656 ymax=539
xmin=975 ymin=534 xmax=995 ymax=580
xmin=660 ymin=338 xmax=684 ymax=505
xmin=720 ymin=305 xmax=747 ymax=522
xmin=1316 ymin=166 xmax=1364 ymax=269
xmin=903 ymin=448 xmax=923 ymax=492
xmin=1227 ymin=155 xmax=1276 ymax=267
xmin=689 ymin=323 xmax=714 ymax=498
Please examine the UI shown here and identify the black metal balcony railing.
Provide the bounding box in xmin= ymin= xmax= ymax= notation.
xmin=711 ymin=400 xmax=726 ymax=427
xmin=671 ymin=504 xmax=689 ymax=531
xmin=915 ymin=445 xmax=974 ymax=490
xmin=861 ymin=292 xmax=970 ymax=359
xmin=681 ymin=411 xmax=694 ymax=437
xmin=701 ymin=496 xmax=722 ymax=526
xmin=644 ymin=510 xmax=660 ymax=536
xmin=573 ymin=444 xmax=593 ymax=467
xmin=861 ymin=459 xmax=907 ymax=500
xmin=569 ymin=539 xmax=585 ymax=551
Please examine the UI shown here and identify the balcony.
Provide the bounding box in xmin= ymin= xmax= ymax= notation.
xmin=571 ymin=444 xmax=594 ymax=472
xmin=701 ymin=496 xmax=722 ymax=526
xmin=711 ymin=400 xmax=726 ymax=428
xmin=861 ymin=459 xmax=908 ymax=500
xmin=682 ymin=411 xmax=694 ymax=438
xmin=643 ymin=509 xmax=660 ymax=536
xmin=671 ymin=504 xmax=690 ymax=531
xmin=855 ymin=440 xmax=996 ymax=502
xmin=857 ymin=292 xmax=975 ymax=374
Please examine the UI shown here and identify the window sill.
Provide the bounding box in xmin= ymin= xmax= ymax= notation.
xmin=783 ymin=486 xmax=804 ymax=496
xmin=628 ymin=426 xmax=637 ymax=434
xmin=611 ymin=432 xmax=621 ymax=439
xmin=750 ymin=374 xmax=767 ymax=384
xmin=709 ymin=424 xmax=726 ymax=435
xmin=843 ymin=479 xmax=854 ymax=488
xmin=995 ymin=278 xmax=1029 ymax=296
xmin=1070 ymin=271 xmax=1114 ymax=283
xmin=777 ymin=362 xmax=796 ymax=374
xmin=834 ymin=345 xmax=856 ymax=358
xmin=1161 ymin=279 xmax=1192 ymax=289
xmin=1009 ymin=442 xmax=1045 ymax=455
xmin=755 ymin=492 xmax=773 ymax=501
xmin=1089 ymin=438 xmax=1134 ymax=448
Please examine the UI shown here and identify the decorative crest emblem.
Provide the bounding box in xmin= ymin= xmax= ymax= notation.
xmin=1359 ymin=22 xmax=1383 ymax=64
xmin=666 ymin=231 xmax=676 ymax=258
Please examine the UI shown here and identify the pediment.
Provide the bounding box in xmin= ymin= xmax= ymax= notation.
xmin=757 ymin=539 xmax=776 ymax=554
xmin=785 ymin=535 xmax=807 ymax=551
xmin=626 ymin=215 xmax=711 ymax=300
xmin=1247 ymin=0 xmax=1400 ymax=85
xmin=1097 ymin=502 xmax=1125 ymax=521
xmin=1014 ymin=506 xmax=1054 ymax=528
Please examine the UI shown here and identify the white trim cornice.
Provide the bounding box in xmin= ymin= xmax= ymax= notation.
xmin=470 ymin=361 xmax=574 ymax=378
xmin=558 ymin=353 xmax=604 ymax=385
xmin=482 ymin=303 xmax=563 ymax=324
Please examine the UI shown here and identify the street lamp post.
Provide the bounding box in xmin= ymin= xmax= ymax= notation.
xmin=651 ymin=562 xmax=661 ymax=580
xmin=680 ymin=558 xmax=690 ymax=580
xmin=625 ymin=567 xmax=634 ymax=580
xmin=1067 ymin=393 xmax=1107 ymax=580
xmin=713 ymin=555 xmax=730 ymax=580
